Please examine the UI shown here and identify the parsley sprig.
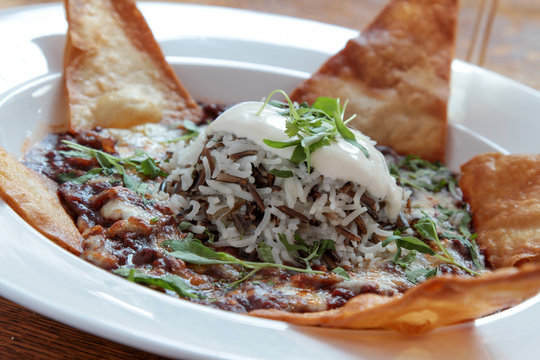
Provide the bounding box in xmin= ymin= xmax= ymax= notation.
xmin=59 ymin=140 xmax=167 ymax=190
xmin=259 ymin=90 xmax=369 ymax=172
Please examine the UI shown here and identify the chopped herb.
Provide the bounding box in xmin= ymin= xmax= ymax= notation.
xmin=204 ymin=228 xmax=215 ymax=243
xmin=384 ymin=244 xmax=437 ymax=284
xmin=392 ymin=155 xmax=454 ymax=193
xmin=435 ymin=206 xmax=484 ymax=270
xmin=414 ymin=217 xmax=453 ymax=259
xmin=163 ymin=238 xmax=324 ymax=285
xmin=331 ymin=267 xmax=350 ymax=280
xmin=269 ymin=168 xmax=294 ymax=178
xmin=56 ymin=168 xmax=102 ymax=184
xmin=179 ymin=222 xmax=192 ymax=231
xmin=150 ymin=217 xmax=159 ymax=224
xmin=136 ymin=157 xmax=168 ymax=178
xmin=278 ymin=234 xmax=335 ymax=270
xmin=261 ymin=138 xmax=300 ymax=149
xmin=114 ymin=267 xmax=202 ymax=299
xmin=394 ymin=250 xmax=417 ymax=269
xmin=383 ymin=217 xmax=480 ymax=278
xmin=166 ymin=120 xmax=200 ymax=143
xmin=382 ymin=234 xmax=436 ymax=256
xmin=182 ymin=119 xmax=200 ymax=133
xmin=257 ymin=242 xmax=275 ymax=263
xmin=259 ymin=89 xmax=369 ymax=172
xmin=60 ymin=140 xmax=167 ymax=193
xmin=131 ymin=181 xmax=149 ymax=196
xmin=406 ymin=266 xmax=438 ymax=284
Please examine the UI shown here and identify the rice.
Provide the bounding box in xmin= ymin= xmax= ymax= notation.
xmin=161 ymin=131 xmax=400 ymax=268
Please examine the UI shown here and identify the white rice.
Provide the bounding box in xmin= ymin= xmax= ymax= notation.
xmin=162 ymin=132 xmax=397 ymax=268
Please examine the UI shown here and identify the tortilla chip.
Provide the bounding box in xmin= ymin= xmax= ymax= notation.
xmin=291 ymin=0 xmax=457 ymax=162
xmin=460 ymin=153 xmax=540 ymax=268
xmin=64 ymin=0 xmax=202 ymax=130
xmin=250 ymin=263 xmax=540 ymax=334
xmin=0 ymin=147 xmax=83 ymax=255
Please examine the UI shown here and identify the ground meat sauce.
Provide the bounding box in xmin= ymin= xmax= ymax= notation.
xmin=23 ymin=105 xmax=485 ymax=314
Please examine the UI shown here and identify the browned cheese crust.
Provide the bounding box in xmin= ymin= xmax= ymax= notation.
xmin=0 ymin=147 xmax=83 ymax=255
xmin=291 ymin=0 xmax=457 ymax=162
xmin=460 ymin=153 xmax=540 ymax=268
xmin=250 ymin=263 xmax=540 ymax=334
xmin=63 ymin=0 xmax=202 ymax=130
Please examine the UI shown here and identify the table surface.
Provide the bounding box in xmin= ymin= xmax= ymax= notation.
xmin=1 ymin=0 xmax=539 ymax=359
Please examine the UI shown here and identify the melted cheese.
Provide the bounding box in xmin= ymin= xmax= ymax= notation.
xmin=100 ymin=198 xmax=153 ymax=222
xmin=93 ymin=86 xmax=163 ymax=128
xmin=206 ymin=101 xmax=404 ymax=220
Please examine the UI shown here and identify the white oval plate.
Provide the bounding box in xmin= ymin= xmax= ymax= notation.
xmin=1 ymin=3 xmax=540 ymax=359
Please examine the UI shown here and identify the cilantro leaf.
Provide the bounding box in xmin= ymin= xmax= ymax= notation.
xmin=279 ymin=234 xmax=335 ymax=269
xmin=382 ymin=234 xmax=436 ymax=256
xmin=114 ymin=267 xmax=202 ymax=299
xmin=269 ymin=169 xmax=294 ymax=178
xmin=56 ymin=168 xmax=102 ymax=184
xmin=262 ymin=138 xmax=301 ymax=149
xmin=137 ymin=157 xmax=168 ymax=178
xmin=406 ymin=267 xmax=438 ymax=284
xmin=257 ymin=242 xmax=275 ymax=263
xmin=331 ymin=267 xmax=351 ymax=280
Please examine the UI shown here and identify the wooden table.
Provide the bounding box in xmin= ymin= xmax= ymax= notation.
xmin=1 ymin=1 xmax=539 ymax=359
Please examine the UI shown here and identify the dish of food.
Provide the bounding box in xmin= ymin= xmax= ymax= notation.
xmin=1 ymin=1 xmax=540 ymax=359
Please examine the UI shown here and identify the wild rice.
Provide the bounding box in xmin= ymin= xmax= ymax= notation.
xmin=162 ymin=132 xmax=398 ymax=268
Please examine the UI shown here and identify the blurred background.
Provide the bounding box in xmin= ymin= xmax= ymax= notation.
xmin=1 ymin=0 xmax=539 ymax=91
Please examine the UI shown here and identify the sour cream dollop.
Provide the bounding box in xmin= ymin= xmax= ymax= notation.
xmin=206 ymin=101 xmax=405 ymax=220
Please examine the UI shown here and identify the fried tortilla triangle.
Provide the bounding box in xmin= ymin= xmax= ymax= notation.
xmin=291 ymin=0 xmax=457 ymax=162
xmin=0 ymin=147 xmax=83 ymax=255
xmin=460 ymin=153 xmax=540 ymax=268
xmin=64 ymin=0 xmax=202 ymax=130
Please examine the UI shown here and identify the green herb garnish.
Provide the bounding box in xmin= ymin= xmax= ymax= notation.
xmin=56 ymin=168 xmax=103 ymax=184
xmin=406 ymin=266 xmax=438 ymax=284
xmin=257 ymin=242 xmax=275 ymax=263
xmin=435 ymin=206 xmax=484 ymax=270
xmin=392 ymin=155 xmax=455 ymax=193
xmin=114 ymin=267 xmax=202 ymax=299
xmin=387 ymin=246 xmax=437 ymax=284
xmin=165 ymin=120 xmax=200 ymax=143
xmin=382 ymin=217 xmax=480 ymax=278
xmin=163 ymin=238 xmax=324 ymax=286
xmin=179 ymin=222 xmax=192 ymax=231
xmin=204 ymin=228 xmax=215 ymax=243
xmin=331 ymin=266 xmax=351 ymax=280
xmin=278 ymin=234 xmax=335 ymax=270
xmin=269 ymin=168 xmax=294 ymax=178
xmin=60 ymin=140 xmax=167 ymax=190
xmin=259 ymin=90 xmax=369 ymax=172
